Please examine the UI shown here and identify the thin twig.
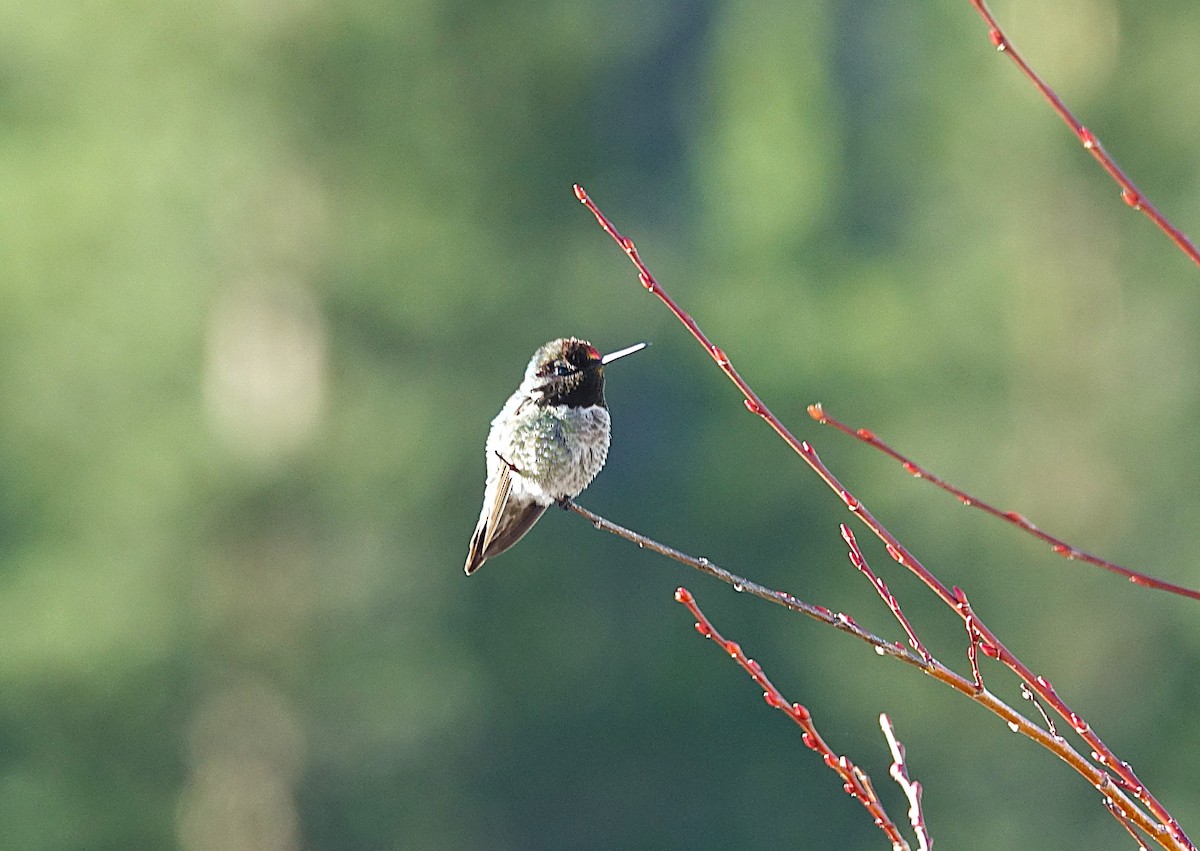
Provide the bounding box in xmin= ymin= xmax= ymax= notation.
xmin=1106 ymin=798 xmax=1153 ymax=851
xmin=841 ymin=524 xmax=931 ymax=663
xmin=881 ymin=713 xmax=933 ymax=851
xmin=955 ymin=586 xmax=988 ymax=693
xmin=809 ymin=403 xmax=1200 ymax=602
xmin=676 ymin=586 xmax=911 ymax=850
xmin=1021 ymin=682 xmax=1058 ymax=740
xmin=967 ymin=0 xmax=1200 ymax=269
xmin=564 ymin=499 xmax=918 ymax=666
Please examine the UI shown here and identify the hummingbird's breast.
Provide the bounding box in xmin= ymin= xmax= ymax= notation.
xmin=489 ymin=401 xmax=611 ymax=504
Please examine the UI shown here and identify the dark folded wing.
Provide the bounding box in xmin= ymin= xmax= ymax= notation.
xmin=465 ymin=463 xmax=547 ymax=574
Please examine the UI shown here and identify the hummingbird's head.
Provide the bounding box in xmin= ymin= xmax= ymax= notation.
xmin=523 ymin=337 xmax=647 ymax=409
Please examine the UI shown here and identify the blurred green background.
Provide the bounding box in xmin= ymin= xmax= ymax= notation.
xmin=2 ymin=0 xmax=1199 ymax=848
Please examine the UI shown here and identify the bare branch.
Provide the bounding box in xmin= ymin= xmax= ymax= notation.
xmin=809 ymin=403 xmax=1200 ymax=601
xmin=967 ymin=0 xmax=1200 ymax=269
xmin=881 ymin=714 xmax=932 ymax=851
xmin=574 ymin=186 xmax=1194 ymax=849
xmin=567 ymin=500 xmax=1167 ymax=846
xmin=676 ymin=586 xmax=911 ymax=851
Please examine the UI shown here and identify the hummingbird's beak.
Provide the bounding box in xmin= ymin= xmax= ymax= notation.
xmin=601 ymin=341 xmax=649 ymax=365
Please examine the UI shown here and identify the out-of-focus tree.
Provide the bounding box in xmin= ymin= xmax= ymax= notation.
xmin=0 ymin=0 xmax=1196 ymax=848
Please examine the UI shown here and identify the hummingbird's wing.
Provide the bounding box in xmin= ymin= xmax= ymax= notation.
xmin=463 ymin=462 xmax=547 ymax=575
xmin=478 ymin=460 xmax=514 ymax=558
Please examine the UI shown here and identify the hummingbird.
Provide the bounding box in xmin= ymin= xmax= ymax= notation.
xmin=464 ymin=337 xmax=648 ymax=575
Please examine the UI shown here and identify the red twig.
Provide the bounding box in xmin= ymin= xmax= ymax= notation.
xmin=1107 ymin=798 xmax=1153 ymax=851
xmin=841 ymin=525 xmax=930 ymax=663
xmin=675 ymin=587 xmax=912 ymax=851
xmin=954 ymin=586 xmax=988 ymax=693
xmin=575 ymin=499 xmax=1165 ymax=844
xmin=808 ymin=402 xmax=1200 ymax=602
xmin=574 ymin=184 xmax=1195 ymax=849
xmin=968 ymin=0 xmax=1200 ymax=269
xmin=880 ymin=714 xmax=932 ymax=851
xmin=1020 ymin=682 xmax=1059 ymax=740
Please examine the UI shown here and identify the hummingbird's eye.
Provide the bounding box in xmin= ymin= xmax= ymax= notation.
xmin=552 ymin=362 xmax=573 ymax=377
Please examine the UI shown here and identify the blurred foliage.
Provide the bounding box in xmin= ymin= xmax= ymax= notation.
xmin=0 ymin=0 xmax=1198 ymax=848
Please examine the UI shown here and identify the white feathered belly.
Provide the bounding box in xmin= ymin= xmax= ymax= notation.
xmin=487 ymin=403 xmax=611 ymax=506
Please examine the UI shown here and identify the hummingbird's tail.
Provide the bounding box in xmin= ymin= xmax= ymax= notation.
xmin=464 ymin=461 xmax=548 ymax=574
xmin=464 ymin=523 xmax=490 ymax=575
xmin=464 ymin=501 xmax=547 ymax=574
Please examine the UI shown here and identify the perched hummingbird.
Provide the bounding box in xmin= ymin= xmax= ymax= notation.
xmin=464 ymin=337 xmax=647 ymax=575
